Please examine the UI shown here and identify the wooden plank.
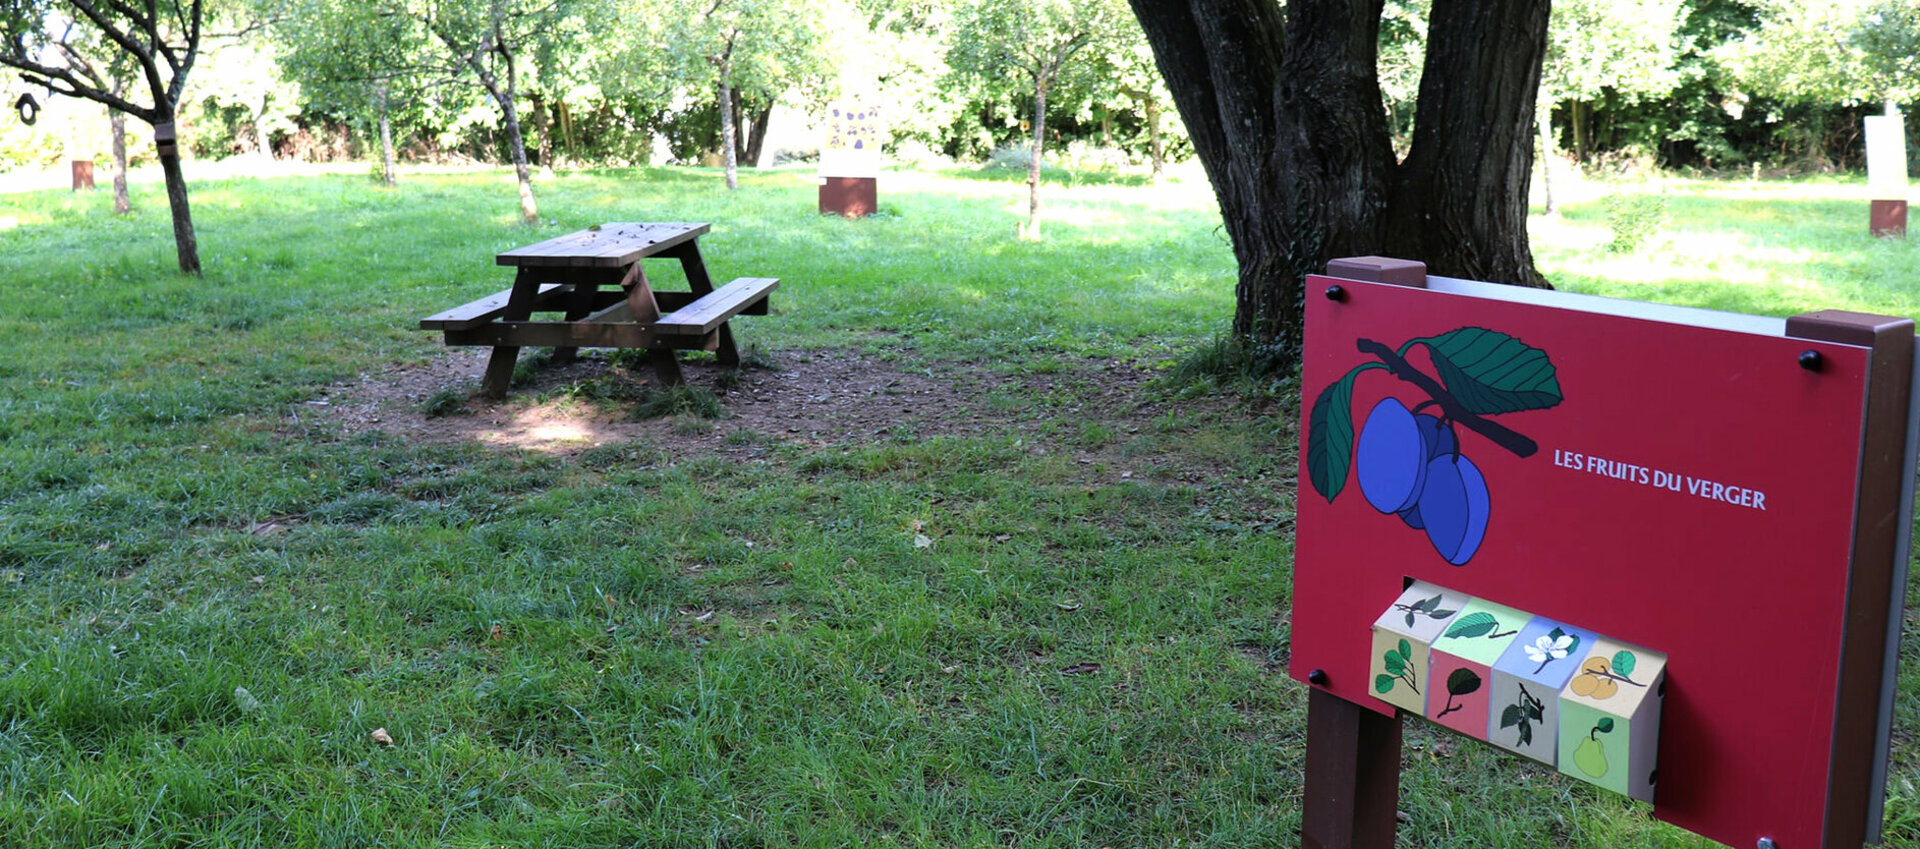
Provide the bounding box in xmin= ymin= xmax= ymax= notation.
xmin=1302 ymin=688 xmax=1402 ymax=849
xmin=654 ymin=277 xmax=779 ymax=337
xmin=444 ymin=321 xmax=660 ymax=349
xmin=496 ymin=222 xmax=711 ymax=268
xmin=419 ymin=283 xmax=565 ymax=330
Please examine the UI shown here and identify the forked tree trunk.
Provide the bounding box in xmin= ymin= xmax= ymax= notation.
xmin=110 ymin=107 xmax=129 ymax=214
xmin=1126 ymin=0 xmax=1550 ymax=369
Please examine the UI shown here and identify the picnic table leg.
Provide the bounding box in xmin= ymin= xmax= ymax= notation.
xmin=666 ymin=240 xmax=716 ymax=295
xmin=552 ymin=277 xmax=601 ymax=364
xmin=481 ymin=268 xmax=542 ymax=399
xmin=715 ymin=323 xmax=741 ymax=367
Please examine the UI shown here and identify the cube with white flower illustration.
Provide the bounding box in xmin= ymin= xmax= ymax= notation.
xmin=1557 ymin=639 xmax=1667 ymax=802
xmin=1486 ymin=616 xmax=1598 ymax=765
xmin=1367 ymin=581 xmax=1473 ymax=714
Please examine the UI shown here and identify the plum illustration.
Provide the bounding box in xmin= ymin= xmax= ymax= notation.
xmin=1417 ymin=453 xmax=1491 ymax=565
xmin=1397 ymin=414 xmax=1458 ymax=530
xmin=1356 ymin=398 xmax=1427 ymax=514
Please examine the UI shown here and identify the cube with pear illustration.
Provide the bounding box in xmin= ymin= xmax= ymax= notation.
xmin=1368 ymin=580 xmax=1474 ymax=714
xmin=1556 ymin=639 xmax=1668 ymax=802
xmin=1424 ymin=597 xmax=1529 ymax=740
xmin=1486 ymin=615 xmax=1598 ymax=765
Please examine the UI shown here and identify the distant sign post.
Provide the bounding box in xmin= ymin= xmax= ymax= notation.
xmin=1866 ymin=109 xmax=1908 ymax=237
xmin=1292 ymin=257 xmax=1920 ymax=849
xmin=819 ymin=101 xmax=882 ymax=217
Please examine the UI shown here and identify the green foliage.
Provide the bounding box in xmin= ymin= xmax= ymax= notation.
xmin=1720 ymin=0 xmax=1920 ymax=107
xmin=1604 ymin=190 xmax=1671 ymax=252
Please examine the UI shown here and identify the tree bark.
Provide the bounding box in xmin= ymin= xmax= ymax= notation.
xmin=159 ymin=143 xmax=201 ymax=274
xmin=1027 ymin=76 xmax=1049 ymax=238
xmin=1385 ymin=0 xmax=1550 ymax=287
xmin=742 ymin=99 xmax=772 ymax=167
xmin=252 ymin=97 xmax=273 ymax=159
xmin=500 ymin=91 xmax=538 ymax=223
xmin=531 ymin=90 xmax=550 ymax=168
xmin=1537 ymin=92 xmax=1555 ymax=214
xmin=110 ymin=107 xmax=129 ymax=214
xmin=718 ymin=74 xmax=738 ymax=190
xmin=1127 ymin=0 xmax=1549 ymax=370
xmin=1145 ymin=95 xmax=1164 ymax=185
xmin=376 ymin=79 xmax=396 ymax=186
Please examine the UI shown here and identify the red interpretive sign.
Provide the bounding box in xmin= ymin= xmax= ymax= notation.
xmin=1290 ymin=258 xmax=1919 ymax=849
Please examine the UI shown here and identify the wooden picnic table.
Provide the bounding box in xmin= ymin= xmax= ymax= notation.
xmin=419 ymin=222 xmax=778 ymax=398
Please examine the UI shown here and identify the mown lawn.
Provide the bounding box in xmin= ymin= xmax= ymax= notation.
xmin=0 ymin=162 xmax=1916 ymax=847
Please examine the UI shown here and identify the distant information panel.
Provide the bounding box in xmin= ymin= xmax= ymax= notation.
xmin=1291 ymin=272 xmax=1915 ymax=849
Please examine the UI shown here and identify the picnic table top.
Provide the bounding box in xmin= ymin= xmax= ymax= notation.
xmin=495 ymin=222 xmax=711 ymax=269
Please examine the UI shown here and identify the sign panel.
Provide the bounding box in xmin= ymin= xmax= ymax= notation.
xmin=819 ymin=101 xmax=884 ymax=179
xmin=1291 ymin=271 xmax=1914 ymax=849
xmin=1866 ymin=113 xmax=1909 ymax=201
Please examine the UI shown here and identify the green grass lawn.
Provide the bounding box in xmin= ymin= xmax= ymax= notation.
xmin=0 ymin=161 xmax=1917 ymax=848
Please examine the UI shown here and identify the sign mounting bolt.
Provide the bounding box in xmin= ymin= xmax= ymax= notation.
xmin=1757 ymin=838 xmax=1777 ymax=849
xmin=1307 ymin=669 xmax=1329 ymax=686
xmin=1798 ymin=350 xmax=1823 ymax=372
xmin=1325 ymin=285 xmax=1347 ymax=302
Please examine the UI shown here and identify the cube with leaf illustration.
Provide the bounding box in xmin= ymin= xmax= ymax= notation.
xmin=1557 ymin=639 xmax=1667 ymax=802
xmin=1486 ymin=616 xmax=1597 ymax=764
xmin=1368 ymin=581 xmax=1472 ymax=714
xmin=1426 ymin=598 xmax=1529 ymax=741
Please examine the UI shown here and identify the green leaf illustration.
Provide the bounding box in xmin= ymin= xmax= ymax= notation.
xmin=1596 ymin=718 xmax=1615 ymax=734
xmin=1404 ymin=611 xmax=1417 ymax=628
xmin=1446 ymin=612 xmax=1498 ymax=639
xmin=1412 ymin=595 xmax=1439 ymax=613
xmin=1305 ymin=369 xmax=1363 ymax=501
xmin=1429 ymin=608 xmax=1458 ymax=620
xmin=1415 ymin=327 xmax=1563 ymax=415
xmin=1384 ymin=651 xmax=1405 ymax=675
xmin=1500 ymin=704 xmax=1523 ymax=729
xmin=1517 ymin=721 xmax=1533 ymax=747
xmin=1398 ymin=638 xmax=1411 ymax=660
xmin=1375 ymin=674 xmax=1396 ymax=694
xmin=1446 ymin=668 xmax=1482 ymax=696
xmin=1612 ymin=650 xmax=1637 ymax=679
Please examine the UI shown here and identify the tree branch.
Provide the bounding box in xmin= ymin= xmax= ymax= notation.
xmin=1355 ymin=338 xmax=1538 ymax=457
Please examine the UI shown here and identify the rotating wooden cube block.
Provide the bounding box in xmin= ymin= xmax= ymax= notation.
xmin=1425 ymin=597 xmax=1529 ymax=741
xmin=1557 ymin=639 xmax=1668 ymax=802
xmin=1368 ymin=580 xmax=1473 ymax=714
xmin=1487 ymin=615 xmax=1598 ymax=765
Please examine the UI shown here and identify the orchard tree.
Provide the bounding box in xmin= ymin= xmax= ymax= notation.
xmin=195 ymin=33 xmax=295 ymax=157
xmin=665 ymin=0 xmax=841 ymax=190
xmin=1543 ymin=0 xmax=1688 ymax=162
xmin=274 ymin=0 xmax=431 ymax=185
xmin=1 ymin=0 xmax=213 ymax=272
xmin=365 ymin=0 xmax=587 ymax=223
xmin=950 ymin=0 xmax=1119 ymax=237
xmin=1127 ymin=0 xmax=1553 ymax=370
xmin=1067 ymin=2 xmax=1179 ymax=182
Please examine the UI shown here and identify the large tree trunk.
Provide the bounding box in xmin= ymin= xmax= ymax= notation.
xmin=501 ymin=95 xmax=537 ymax=223
xmin=110 ymin=107 xmax=129 ymax=215
xmin=1384 ymin=0 xmax=1550 ymax=286
xmin=1027 ymin=76 xmax=1050 ymax=239
xmin=718 ymin=75 xmax=739 ymax=190
xmin=1126 ymin=0 xmax=1549 ymax=370
xmin=531 ymin=91 xmax=551 ymax=168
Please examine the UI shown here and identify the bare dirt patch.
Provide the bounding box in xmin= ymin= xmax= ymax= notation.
xmin=308 ymin=346 xmax=1169 ymax=459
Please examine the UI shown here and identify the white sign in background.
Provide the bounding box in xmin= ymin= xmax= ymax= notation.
xmin=1865 ymin=112 xmax=1909 ymax=201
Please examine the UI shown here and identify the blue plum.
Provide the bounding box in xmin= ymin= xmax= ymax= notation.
xmin=1418 ymin=453 xmax=1491 ymax=565
xmin=1397 ymin=414 xmax=1457 ymax=530
xmin=1356 ymin=398 xmax=1426 ymax=514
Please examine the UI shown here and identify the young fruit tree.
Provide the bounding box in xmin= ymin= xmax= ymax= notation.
xmin=1 ymin=0 xmax=210 ymax=273
xmin=274 ymin=0 xmax=428 ymax=186
xmin=950 ymin=0 xmax=1120 ymax=238
xmin=1126 ymin=0 xmax=1554 ymax=372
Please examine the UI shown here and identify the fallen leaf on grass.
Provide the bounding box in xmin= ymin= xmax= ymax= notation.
xmin=233 ymin=686 xmax=262 ymax=714
xmin=912 ymin=534 xmax=933 ymax=549
xmin=1060 ymin=663 xmax=1102 ymax=675
xmin=370 ymin=728 xmax=394 ymax=746
xmin=993 ymin=534 xmax=1012 ymax=543
xmin=1053 ymin=600 xmax=1083 ymax=612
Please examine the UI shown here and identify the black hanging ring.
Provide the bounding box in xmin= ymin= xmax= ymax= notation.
xmin=15 ymin=93 xmax=38 ymax=126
